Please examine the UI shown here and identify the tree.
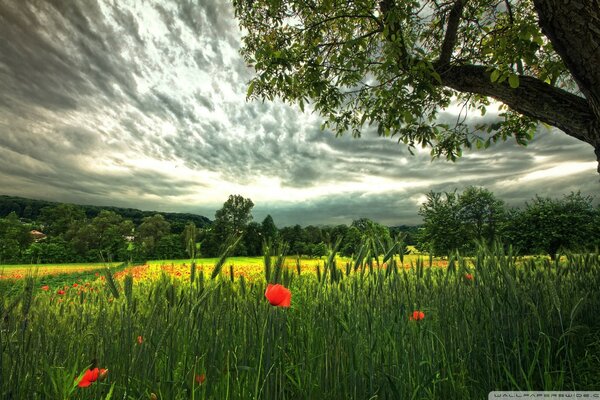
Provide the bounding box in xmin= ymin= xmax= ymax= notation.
xmin=154 ymin=234 xmax=187 ymax=260
xmin=234 ymin=0 xmax=600 ymax=172
xmin=280 ymin=224 xmax=307 ymax=255
xmin=213 ymin=195 xmax=254 ymax=239
xmin=307 ymin=242 xmax=329 ymax=258
xmin=202 ymin=195 xmax=254 ymax=257
xmin=136 ymin=214 xmax=171 ymax=260
xmin=243 ymin=222 xmax=263 ymax=256
xmin=417 ymin=191 xmax=466 ymax=256
xmin=0 ymin=212 xmax=33 ymax=263
xmin=67 ymin=211 xmax=134 ymax=262
xmin=261 ymin=215 xmax=279 ymax=244
xmin=457 ymin=187 xmax=506 ymax=246
xmin=337 ymin=218 xmax=392 ymax=257
xmin=505 ymin=192 xmax=597 ymax=257
xmin=39 ymin=204 xmax=85 ymax=236
xmin=340 ymin=226 xmax=363 ymax=257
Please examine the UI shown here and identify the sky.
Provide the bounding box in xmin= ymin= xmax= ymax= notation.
xmin=0 ymin=0 xmax=598 ymax=227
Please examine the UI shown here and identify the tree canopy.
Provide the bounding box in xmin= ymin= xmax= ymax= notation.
xmin=234 ymin=0 xmax=600 ymax=171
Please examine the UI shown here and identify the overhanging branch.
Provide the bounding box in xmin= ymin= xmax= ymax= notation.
xmin=439 ymin=64 xmax=596 ymax=145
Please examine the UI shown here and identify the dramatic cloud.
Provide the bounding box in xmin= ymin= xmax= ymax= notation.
xmin=0 ymin=0 xmax=597 ymax=226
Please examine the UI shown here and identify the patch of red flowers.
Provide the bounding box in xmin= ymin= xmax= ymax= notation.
xmin=41 ymin=285 xmax=49 ymax=291
xmin=57 ymin=289 xmax=65 ymax=295
xmin=77 ymin=367 xmax=108 ymax=388
xmin=195 ymin=373 xmax=206 ymax=385
xmin=73 ymin=283 xmax=78 ymax=287
xmin=409 ymin=310 xmax=425 ymax=321
xmin=265 ymin=284 xmax=291 ymax=307
xmin=464 ymin=273 xmax=473 ymax=281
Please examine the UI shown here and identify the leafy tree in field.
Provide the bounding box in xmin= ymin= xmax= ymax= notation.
xmin=307 ymin=242 xmax=329 ymax=258
xmin=136 ymin=214 xmax=171 ymax=260
xmin=418 ymin=188 xmax=507 ymax=255
xmin=457 ymin=187 xmax=506 ymax=246
xmin=155 ymin=234 xmax=187 ymax=260
xmin=234 ymin=0 xmax=600 ymax=172
xmin=341 ymin=226 xmax=364 ymax=257
xmin=339 ymin=218 xmax=392 ymax=256
xmin=39 ymin=204 xmax=85 ymax=237
xmin=261 ymin=214 xmax=279 ymax=244
xmin=202 ymin=195 xmax=254 ymax=257
xmin=506 ymin=192 xmax=597 ymax=257
xmin=418 ymin=191 xmax=465 ymax=256
xmin=214 ymin=195 xmax=254 ymax=239
xmin=325 ymin=224 xmax=350 ymax=249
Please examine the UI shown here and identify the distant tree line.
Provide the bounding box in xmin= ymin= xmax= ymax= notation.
xmin=0 ymin=190 xmax=598 ymax=264
xmin=417 ymin=188 xmax=600 ymax=258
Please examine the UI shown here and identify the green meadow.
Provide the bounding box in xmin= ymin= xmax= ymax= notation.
xmin=1 ymin=246 xmax=599 ymax=399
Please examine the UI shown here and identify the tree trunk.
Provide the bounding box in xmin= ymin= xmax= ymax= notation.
xmin=533 ymin=0 xmax=600 ymax=173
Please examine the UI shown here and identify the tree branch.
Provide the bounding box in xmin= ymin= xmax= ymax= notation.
xmin=439 ymin=64 xmax=596 ymax=146
xmin=438 ymin=0 xmax=467 ymax=66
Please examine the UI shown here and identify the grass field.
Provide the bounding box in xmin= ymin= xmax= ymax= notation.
xmin=0 ymin=262 xmax=120 ymax=278
xmin=1 ymin=249 xmax=599 ymax=398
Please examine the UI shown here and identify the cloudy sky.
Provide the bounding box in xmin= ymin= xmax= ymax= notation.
xmin=0 ymin=0 xmax=597 ymax=226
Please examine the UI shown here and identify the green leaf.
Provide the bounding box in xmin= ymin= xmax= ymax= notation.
xmin=431 ymin=71 xmax=442 ymax=84
xmin=247 ymin=81 xmax=255 ymax=98
xmin=490 ymin=70 xmax=500 ymax=83
xmin=508 ymin=74 xmax=520 ymax=89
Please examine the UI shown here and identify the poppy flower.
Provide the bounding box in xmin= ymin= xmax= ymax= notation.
xmin=195 ymin=373 xmax=206 ymax=385
xmin=265 ymin=284 xmax=291 ymax=307
xmin=73 ymin=283 xmax=79 ymax=288
xmin=464 ymin=273 xmax=473 ymax=281
xmin=409 ymin=310 xmax=425 ymax=321
xmin=57 ymin=289 xmax=65 ymax=295
xmin=137 ymin=335 xmax=143 ymax=345
xmin=77 ymin=367 xmax=108 ymax=388
xmin=41 ymin=285 xmax=49 ymax=291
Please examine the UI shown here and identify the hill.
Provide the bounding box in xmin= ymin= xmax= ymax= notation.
xmin=0 ymin=195 xmax=211 ymax=232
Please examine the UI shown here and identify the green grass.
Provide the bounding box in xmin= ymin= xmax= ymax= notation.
xmin=1 ymin=248 xmax=599 ymax=399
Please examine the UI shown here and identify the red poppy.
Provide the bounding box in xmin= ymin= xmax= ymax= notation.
xmin=137 ymin=335 xmax=143 ymax=345
xmin=41 ymin=285 xmax=49 ymax=291
xmin=57 ymin=289 xmax=65 ymax=295
xmin=265 ymin=284 xmax=291 ymax=307
xmin=195 ymin=373 xmax=206 ymax=385
xmin=73 ymin=283 xmax=78 ymax=287
xmin=77 ymin=367 xmax=108 ymax=388
xmin=409 ymin=310 xmax=425 ymax=321
xmin=464 ymin=273 xmax=473 ymax=281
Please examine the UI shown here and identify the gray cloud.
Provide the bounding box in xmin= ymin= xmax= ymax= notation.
xmin=0 ymin=0 xmax=597 ymax=226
